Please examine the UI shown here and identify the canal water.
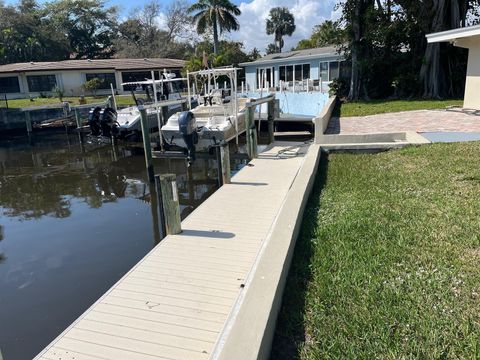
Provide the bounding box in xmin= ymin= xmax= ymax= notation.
xmin=0 ymin=132 xmax=239 ymax=360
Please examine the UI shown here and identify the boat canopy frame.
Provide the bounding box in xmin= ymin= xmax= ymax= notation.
xmin=186 ymin=67 xmax=240 ymax=143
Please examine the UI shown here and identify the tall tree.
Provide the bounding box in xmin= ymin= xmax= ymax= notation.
xmin=44 ymin=0 xmax=117 ymax=59
xmin=114 ymin=0 xmax=195 ymax=59
xmin=296 ymin=20 xmax=345 ymax=50
xmin=188 ymin=0 xmax=241 ymax=55
xmin=266 ymin=7 xmax=296 ymax=53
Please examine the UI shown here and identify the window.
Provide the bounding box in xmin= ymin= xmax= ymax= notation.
xmin=86 ymin=73 xmax=116 ymax=89
xmin=122 ymin=71 xmax=158 ymax=91
xmin=279 ymin=64 xmax=310 ymax=83
xmin=27 ymin=75 xmax=57 ymax=92
xmin=319 ymin=62 xmax=329 ymax=81
xmin=329 ymin=61 xmax=339 ymax=80
xmin=279 ymin=66 xmax=286 ymax=82
xmin=0 ymin=76 xmax=20 ymax=93
xmin=256 ymin=67 xmax=274 ymax=89
xmin=302 ymin=64 xmax=310 ymax=79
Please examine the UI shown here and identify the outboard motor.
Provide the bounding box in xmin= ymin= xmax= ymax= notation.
xmin=100 ymin=107 xmax=118 ymax=137
xmin=178 ymin=111 xmax=198 ymax=164
xmin=88 ymin=107 xmax=102 ymax=136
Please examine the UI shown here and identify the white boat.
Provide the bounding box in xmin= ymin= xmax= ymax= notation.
xmin=161 ymin=67 xmax=250 ymax=152
xmin=115 ymin=74 xmax=188 ymax=137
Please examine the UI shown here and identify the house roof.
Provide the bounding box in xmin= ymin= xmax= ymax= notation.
xmin=426 ymin=24 xmax=480 ymax=44
xmin=239 ymin=46 xmax=341 ymax=66
xmin=0 ymin=58 xmax=186 ymax=74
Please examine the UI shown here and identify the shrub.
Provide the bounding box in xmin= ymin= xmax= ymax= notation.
xmin=329 ymin=78 xmax=349 ymax=99
xmin=82 ymin=78 xmax=103 ymax=97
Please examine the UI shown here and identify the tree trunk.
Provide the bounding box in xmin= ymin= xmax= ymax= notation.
xmin=419 ymin=0 xmax=447 ymax=98
xmin=348 ymin=0 xmax=363 ymax=100
xmin=212 ymin=14 xmax=219 ymax=55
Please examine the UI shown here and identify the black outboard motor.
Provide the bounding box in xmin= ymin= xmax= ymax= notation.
xmin=100 ymin=107 xmax=118 ymax=137
xmin=178 ymin=111 xmax=198 ymax=164
xmin=88 ymin=107 xmax=102 ymax=136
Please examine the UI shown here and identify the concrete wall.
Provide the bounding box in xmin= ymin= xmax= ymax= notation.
xmin=0 ymin=108 xmax=65 ymax=130
xmin=214 ymin=144 xmax=322 ymax=360
xmin=314 ymin=95 xmax=337 ymax=143
xmin=243 ymin=91 xmax=330 ymax=117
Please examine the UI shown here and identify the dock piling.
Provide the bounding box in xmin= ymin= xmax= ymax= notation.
xmin=215 ymin=142 xmax=231 ymax=187
xmin=153 ymin=175 xmax=167 ymax=241
xmin=139 ymin=106 xmax=155 ymax=183
xmin=267 ymin=99 xmax=275 ymax=144
xmin=158 ymin=174 xmax=182 ymax=235
xmin=220 ymin=141 xmax=231 ymax=185
xmin=244 ymin=106 xmax=257 ymax=159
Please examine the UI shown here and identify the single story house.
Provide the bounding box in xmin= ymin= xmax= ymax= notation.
xmin=239 ymin=46 xmax=348 ymax=92
xmin=427 ymin=24 xmax=480 ymax=109
xmin=0 ymin=58 xmax=185 ymax=99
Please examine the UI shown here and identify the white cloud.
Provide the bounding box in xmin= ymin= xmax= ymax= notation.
xmin=227 ymin=0 xmax=339 ymax=53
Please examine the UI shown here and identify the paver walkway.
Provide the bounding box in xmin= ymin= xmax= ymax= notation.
xmin=34 ymin=142 xmax=310 ymax=360
xmin=326 ymin=109 xmax=480 ymax=134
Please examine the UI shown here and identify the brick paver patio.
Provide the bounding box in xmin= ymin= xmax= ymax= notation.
xmin=326 ymin=109 xmax=480 ymax=134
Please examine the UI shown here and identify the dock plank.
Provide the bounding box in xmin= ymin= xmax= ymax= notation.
xmin=34 ymin=142 xmax=309 ymax=360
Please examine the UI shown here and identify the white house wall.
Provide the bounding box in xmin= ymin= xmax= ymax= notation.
xmin=0 ymin=67 xmax=183 ymax=99
xmin=243 ymin=55 xmax=342 ymax=91
xmin=462 ymin=37 xmax=480 ymax=109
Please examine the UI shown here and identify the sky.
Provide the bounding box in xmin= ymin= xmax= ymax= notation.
xmin=5 ymin=0 xmax=340 ymax=52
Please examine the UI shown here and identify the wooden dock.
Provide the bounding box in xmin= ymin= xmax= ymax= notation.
xmin=34 ymin=141 xmax=313 ymax=360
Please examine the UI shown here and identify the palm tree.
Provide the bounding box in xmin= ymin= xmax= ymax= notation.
xmin=189 ymin=0 xmax=241 ymax=55
xmin=266 ymin=7 xmax=296 ymax=53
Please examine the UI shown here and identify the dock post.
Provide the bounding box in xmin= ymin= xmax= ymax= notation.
xmin=267 ymin=99 xmax=275 ymax=144
xmin=139 ymin=106 xmax=155 ymax=183
xmin=25 ymin=111 xmax=32 ymax=135
xmin=74 ymin=108 xmax=81 ymax=128
xmin=158 ymin=174 xmax=182 ymax=235
xmin=215 ymin=142 xmax=231 ymax=187
xmin=153 ymin=175 xmax=167 ymax=241
xmin=220 ymin=141 xmax=231 ymax=184
xmin=245 ymin=106 xmax=257 ymax=159
xmin=215 ymin=145 xmax=223 ymax=187
xmin=252 ymin=122 xmax=258 ymax=158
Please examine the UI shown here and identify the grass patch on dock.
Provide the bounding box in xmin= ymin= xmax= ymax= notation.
xmin=338 ymin=99 xmax=463 ymax=117
xmin=272 ymin=142 xmax=480 ymax=359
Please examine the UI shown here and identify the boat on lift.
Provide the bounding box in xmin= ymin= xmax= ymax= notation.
xmin=161 ymin=67 xmax=251 ymax=155
xmin=115 ymin=73 xmax=188 ymax=138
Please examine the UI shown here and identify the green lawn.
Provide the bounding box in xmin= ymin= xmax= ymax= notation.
xmin=272 ymin=142 xmax=480 ymax=359
xmin=338 ymin=99 xmax=464 ymax=117
xmin=4 ymin=95 xmax=138 ymax=109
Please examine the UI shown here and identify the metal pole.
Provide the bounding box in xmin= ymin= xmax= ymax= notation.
xmin=139 ymin=105 xmax=155 ymax=183
xmin=110 ymin=83 xmax=117 ymax=111
xmin=186 ymin=71 xmax=192 ymax=110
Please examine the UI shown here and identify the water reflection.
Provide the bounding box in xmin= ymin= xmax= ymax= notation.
xmin=0 ymin=132 xmax=226 ymax=360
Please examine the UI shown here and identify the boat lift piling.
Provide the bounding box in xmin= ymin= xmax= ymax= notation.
xmin=244 ymin=94 xmax=276 ymax=159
